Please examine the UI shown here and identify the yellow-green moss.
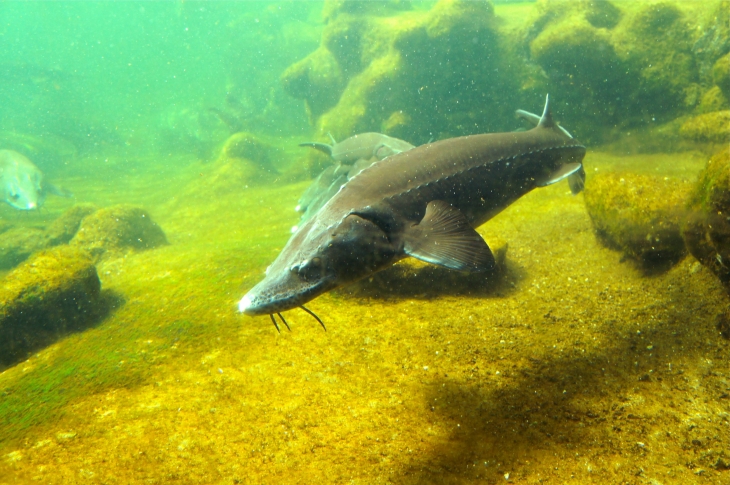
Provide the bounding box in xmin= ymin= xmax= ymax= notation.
xmin=713 ymin=52 xmax=730 ymax=99
xmin=682 ymin=149 xmax=730 ymax=292
xmin=679 ymin=110 xmax=730 ymax=143
xmin=584 ymin=172 xmax=691 ymax=266
xmin=43 ymin=204 xmax=98 ymax=247
xmin=283 ymin=0 xmax=517 ymax=173
xmin=0 ymin=246 xmax=100 ymax=368
xmin=0 ymin=227 xmax=46 ymax=270
xmin=70 ymin=205 xmax=167 ymax=262
xmin=697 ymin=85 xmax=729 ymax=114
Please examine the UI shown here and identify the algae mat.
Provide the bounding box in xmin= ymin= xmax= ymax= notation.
xmin=0 ymin=151 xmax=728 ymax=484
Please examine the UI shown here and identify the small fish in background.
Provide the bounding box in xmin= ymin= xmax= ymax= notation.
xmin=0 ymin=149 xmax=72 ymax=210
xmin=299 ymin=132 xmax=415 ymax=165
xmin=296 ymin=133 xmax=416 ymax=222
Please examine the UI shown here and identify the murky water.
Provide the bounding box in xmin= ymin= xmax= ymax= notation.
xmin=1 ymin=1 xmax=728 ymax=483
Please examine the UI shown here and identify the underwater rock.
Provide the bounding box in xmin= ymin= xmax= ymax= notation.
xmin=70 ymin=205 xmax=167 ymax=262
xmin=0 ymin=227 xmax=46 ymax=270
xmin=713 ymin=52 xmax=730 ymax=100
xmin=682 ymin=149 xmax=730 ymax=294
xmin=220 ymin=132 xmax=277 ymax=172
xmin=523 ymin=0 xmax=702 ymax=140
xmin=43 ymin=203 xmax=98 ymax=246
xmin=679 ymin=111 xmax=730 ymax=144
xmin=697 ymin=86 xmax=729 ymax=114
xmin=282 ymin=0 xmax=520 ymax=174
xmin=0 ymin=246 xmax=102 ymax=369
xmin=584 ymin=172 xmax=691 ymax=267
xmin=192 ymin=132 xmax=283 ymax=190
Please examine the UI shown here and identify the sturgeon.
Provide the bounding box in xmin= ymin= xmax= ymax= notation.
xmin=0 ymin=149 xmax=71 ymax=210
xmin=300 ymin=132 xmax=415 ymax=164
xmin=239 ymin=96 xmax=586 ymax=328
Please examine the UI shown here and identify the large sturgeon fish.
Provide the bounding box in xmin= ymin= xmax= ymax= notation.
xmin=239 ymin=96 xmax=586 ymax=330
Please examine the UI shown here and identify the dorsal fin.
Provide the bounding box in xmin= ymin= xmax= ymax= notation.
xmin=537 ymin=93 xmax=556 ymax=130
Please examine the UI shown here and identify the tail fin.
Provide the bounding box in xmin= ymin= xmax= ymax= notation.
xmin=44 ymin=182 xmax=73 ymax=198
xmin=299 ymin=142 xmax=333 ymax=157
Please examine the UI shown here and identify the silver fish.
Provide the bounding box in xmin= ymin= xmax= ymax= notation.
xmin=0 ymin=149 xmax=71 ymax=210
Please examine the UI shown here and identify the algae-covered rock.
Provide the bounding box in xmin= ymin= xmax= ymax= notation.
xmin=522 ymin=0 xmax=703 ymax=140
xmin=70 ymin=205 xmax=167 ymax=262
xmin=220 ymin=132 xmax=277 ymax=172
xmin=697 ymin=86 xmax=729 ymax=114
xmin=0 ymin=205 xmax=100 ymax=270
xmin=283 ymin=0 xmax=520 ymax=174
xmin=0 ymin=246 xmax=102 ymax=368
xmin=43 ymin=204 xmax=98 ymax=246
xmin=679 ymin=111 xmax=730 ymax=144
xmin=0 ymin=227 xmax=47 ymax=270
xmin=713 ymin=53 xmax=730 ymax=100
xmin=584 ymin=172 xmax=691 ymax=266
xmin=682 ymin=149 xmax=730 ymax=293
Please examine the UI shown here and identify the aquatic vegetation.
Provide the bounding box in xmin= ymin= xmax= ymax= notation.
xmin=683 ymin=149 xmax=730 ymax=293
xmin=583 ymin=172 xmax=690 ymax=267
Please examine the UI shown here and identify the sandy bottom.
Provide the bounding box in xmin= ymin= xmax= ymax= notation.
xmin=0 ymin=149 xmax=728 ymax=484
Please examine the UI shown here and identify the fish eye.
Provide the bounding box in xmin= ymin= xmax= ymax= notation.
xmin=296 ymin=257 xmax=323 ymax=282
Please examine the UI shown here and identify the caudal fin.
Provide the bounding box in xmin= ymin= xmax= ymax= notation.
xmin=44 ymin=182 xmax=73 ymax=198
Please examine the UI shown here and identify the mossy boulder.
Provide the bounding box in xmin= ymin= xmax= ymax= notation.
xmin=584 ymin=172 xmax=691 ymax=266
xmin=0 ymin=246 xmax=102 ymax=369
xmin=0 ymin=227 xmax=47 ymax=270
xmin=43 ymin=204 xmax=98 ymax=246
xmin=282 ymin=0 xmax=520 ymax=174
xmin=0 ymin=205 xmax=100 ymax=270
xmin=682 ymin=149 xmax=730 ymax=293
xmin=522 ymin=0 xmax=704 ymax=141
xmin=713 ymin=53 xmax=730 ymax=100
xmin=679 ymin=110 xmax=730 ymax=144
xmin=220 ymin=132 xmax=277 ymax=171
xmin=70 ymin=205 xmax=167 ymax=262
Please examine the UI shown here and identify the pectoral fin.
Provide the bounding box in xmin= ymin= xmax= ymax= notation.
xmin=404 ymin=200 xmax=495 ymax=272
xmin=568 ymin=165 xmax=586 ymax=194
xmin=536 ymin=162 xmax=583 ymax=188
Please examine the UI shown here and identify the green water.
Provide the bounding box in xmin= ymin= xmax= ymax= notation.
xmin=0 ymin=1 xmax=728 ymax=484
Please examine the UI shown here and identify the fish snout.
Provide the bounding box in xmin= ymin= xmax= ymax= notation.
xmin=238 ymin=292 xmax=266 ymax=316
